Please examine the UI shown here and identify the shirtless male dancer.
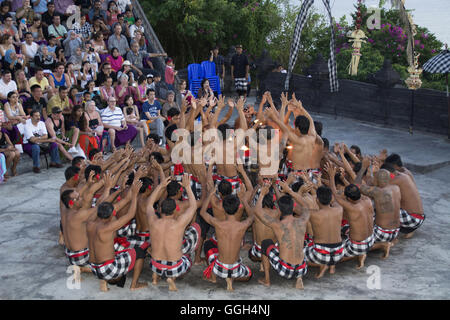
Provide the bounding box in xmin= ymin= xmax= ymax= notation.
xmin=355 ymin=161 xmax=401 ymax=259
xmin=254 ymin=183 xmax=310 ymax=289
xmin=381 ymin=162 xmax=425 ymax=239
xmin=325 ymin=162 xmax=375 ymax=269
xmin=87 ymin=180 xmax=148 ymax=292
xmin=201 ymin=185 xmax=254 ymax=291
xmin=303 ymin=185 xmax=344 ymax=278
xmin=147 ymin=174 xmax=201 ymax=291
xmin=61 ymin=170 xmax=107 ymax=280
xmin=265 ymin=94 xmax=319 ymax=183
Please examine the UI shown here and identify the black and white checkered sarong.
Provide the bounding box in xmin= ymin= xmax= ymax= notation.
xmin=263 ymin=242 xmax=307 ymax=279
xmin=65 ymin=247 xmax=90 ymax=266
xmin=181 ymin=223 xmax=201 ymax=255
xmin=89 ymin=249 xmax=136 ymax=280
xmin=343 ymin=234 xmax=375 ymax=257
xmin=249 ymin=241 xmax=262 ymax=260
xmin=373 ymin=224 xmax=400 ymax=243
xmin=150 ymin=255 xmax=192 ymax=278
xmin=304 ymin=242 xmax=345 ymax=265
xmin=234 ymin=78 xmax=248 ymax=92
xmin=181 ymin=176 xmax=202 ymax=201
xmin=116 ymin=219 xmax=137 ymax=238
xmin=399 ymin=209 xmax=425 ymax=231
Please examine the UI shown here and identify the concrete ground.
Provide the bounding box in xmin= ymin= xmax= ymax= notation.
xmin=1 ymin=102 xmax=450 ymax=300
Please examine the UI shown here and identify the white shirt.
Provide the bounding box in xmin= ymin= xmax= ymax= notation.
xmin=22 ymin=41 xmax=39 ymax=59
xmin=23 ymin=119 xmax=48 ymax=144
xmin=129 ymin=24 xmax=144 ymax=38
xmin=101 ymin=107 xmax=125 ymax=127
xmin=0 ymin=79 xmax=18 ymax=99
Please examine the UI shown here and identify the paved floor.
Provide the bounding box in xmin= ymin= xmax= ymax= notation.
xmin=1 ymin=108 xmax=449 ymax=300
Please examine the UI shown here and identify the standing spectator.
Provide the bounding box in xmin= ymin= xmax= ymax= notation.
xmin=141 ymin=88 xmax=164 ymax=145
xmin=164 ymin=58 xmax=177 ymax=91
xmin=209 ymin=46 xmax=225 ymax=90
xmin=152 ymin=72 xmax=169 ymax=105
xmin=32 ymin=0 xmax=50 ymax=15
xmin=22 ymin=109 xmax=62 ymax=173
xmin=230 ymin=44 xmax=250 ymax=97
xmin=108 ymin=23 xmax=129 ymax=57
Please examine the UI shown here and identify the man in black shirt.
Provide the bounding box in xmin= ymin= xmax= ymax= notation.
xmin=96 ymin=62 xmax=118 ymax=86
xmin=209 ymin=46 xmax=225 ymax=90
xmin=0 ymin=2 xmax=11 ymax=23
xmin=42 ymin=1 xmax=57 ymax=29
xmin=230 ymin=44 xmax=250 ymax=97
xmin=24 ymin=85 xmax=48 ymax=120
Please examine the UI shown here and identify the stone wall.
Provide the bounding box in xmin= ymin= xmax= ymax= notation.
xmin=259 ymin=72 xmax=449 ymax=136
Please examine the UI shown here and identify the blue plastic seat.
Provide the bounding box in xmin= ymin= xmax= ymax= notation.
xmin=200 ymin=61 xmax=221 ymax=96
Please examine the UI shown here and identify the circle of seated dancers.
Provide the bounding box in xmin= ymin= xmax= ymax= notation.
xmin=59 ymin=92 xmax=425 ymax=292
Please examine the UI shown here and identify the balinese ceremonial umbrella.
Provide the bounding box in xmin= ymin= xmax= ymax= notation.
xmin=422 ymin=44 xmax=450 ymax=138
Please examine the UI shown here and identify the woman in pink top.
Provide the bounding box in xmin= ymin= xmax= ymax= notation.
xmin=115 ymin=74 xmax=137 ymax=106
xmin=106 ymin=48 xmax=124 ymax=73
xmin=99 ymin=76 xmax=116 ymax=105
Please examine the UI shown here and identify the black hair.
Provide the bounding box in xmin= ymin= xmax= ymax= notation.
xmin=165 ymin=124 xmax=178 ymax=142
xmin=323 ymin=137 xmax=329 ymax=150
xmin=353 ymin=162 xmax=362 ymax=174
xmin=84 ymin=165 xmax=101 ymax=181
xmin=344 ymin=184 xmax=361 ymax=201
xmin=146 ymin=133 xmax=161 ymax=144
xmin=71 ymin=156 xmax=85 ymax=167
xmin=146 ymin=88 xmax=156 ymax=96
xmin=314 ymin=121 xmax=323 ymax=137
xmin=380 ymin=162 xmax=396 ymax=173
xmin=167 ymin=181 xmax=182 ymax=197
xmin=64 ymin=166 xmax=80 ymax=181
xmin=167 ymin=107 xmax=180 ymax=118
xmin=350 ymin=145 xmax=362 ymax=156
xmin=218 ymin=180 xmax=232 ymax=197
xmin=126 ymin=107 xmax=134 ymax=115
xmin=294 ymin=115 xmax=310 ymax=135
xmin=278 ymin=195 xmax=294 ymax=219
xmin=217 ymin=123 xmax=232 ymax=140
xmin=30 ymin=84 xmax=42 ymax=92
xmin=317 ymin=186 xmax=332 ymax=205
xmin=97 ymin=202 xmax=114 ymax=219
xmin=385 ymin=153 xmax=403 ymax=167
xmin=126 ymin=171 xmax=135 ymax=186
xmin=88 ymin=148 xmax=100 ymax=161
xmin=222 ymin=195 xmax=240 ymax=215
xmin=291 ymin=179 xmax=304 ymax=192
xmin=150 ymin=152 xmax=164 ymax=164
xmin=262 ymin=191 xmax=275 ymax=209
xmin=139 ymin=177 xmax=153 ymax=193
xmin=161 ymin=198 xmax=176 ymax=215
xmin=61 ymin=189 xmax=74 ymax=208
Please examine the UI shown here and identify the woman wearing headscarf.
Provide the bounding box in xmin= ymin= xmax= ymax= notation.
xmin=34 ymin=44 xmax=56 ymax=71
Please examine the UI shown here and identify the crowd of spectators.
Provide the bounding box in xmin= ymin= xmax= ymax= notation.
xmin=0 ymin=0 xmax=178 ymax=182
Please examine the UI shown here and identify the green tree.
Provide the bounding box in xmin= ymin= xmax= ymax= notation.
xmin=142 ymin=0 xmax=283 ymax=68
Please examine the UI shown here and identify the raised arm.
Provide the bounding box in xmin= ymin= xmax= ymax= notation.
xmin=254 ymin=183 xmax=279 ymax=228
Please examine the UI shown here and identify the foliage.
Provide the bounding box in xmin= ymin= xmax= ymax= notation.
xmin=141 ymin=0 xmax=283 ymax=68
